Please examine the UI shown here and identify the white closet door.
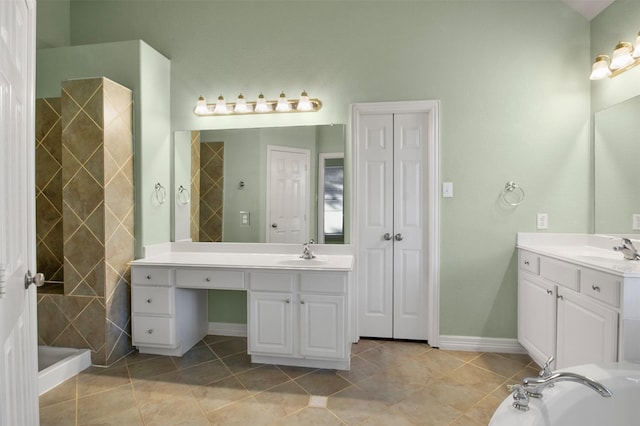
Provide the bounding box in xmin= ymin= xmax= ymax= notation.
xmin=357 ymin=114 xmax=394 ymax=338
xmin=393 ymin=113 xmax=427 ymax=339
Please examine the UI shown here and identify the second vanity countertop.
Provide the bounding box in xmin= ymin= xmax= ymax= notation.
xmin=130 ymin=242 xmax=354 ymax=272
xmin=517 ymin=233 xmax=640 ymax=277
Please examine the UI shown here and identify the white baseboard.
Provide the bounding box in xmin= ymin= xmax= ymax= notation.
xmin=208 ymin=322 xmax=247 ymax=337
xmin=438 ymin=335 xmax=526 ymax=354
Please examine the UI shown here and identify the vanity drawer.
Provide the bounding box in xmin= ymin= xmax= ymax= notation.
xmin=176 ymin=268 xmax=245 ymax=290
xmin=132 ymin=267 xmax=173 ymax=287
xmin=132 ymin=285 xmax=173 ymax=315
xmin=248 ymin=271 xmax=295 ymax=292
xmin=133 ymin=315 xmax=174 ymax=346
xmin=580 ymin=268 xmax=621 ymax=308
xmin=540 ymin=257 xmax=579 ymax=291
xmin=301 ymin=272 xmax=346 ymax=294
xmin=520 ymin=251 xmax=540 ymax=275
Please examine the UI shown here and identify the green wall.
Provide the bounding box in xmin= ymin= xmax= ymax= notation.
xmin=38 ymin=1 xmax=595 ymax=338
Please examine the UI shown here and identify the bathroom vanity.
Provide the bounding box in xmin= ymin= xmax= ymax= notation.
xmin=517 ymin=233 xmax=640 ymax=369
xmin=130 ymin=242 xmax=354 ymax=370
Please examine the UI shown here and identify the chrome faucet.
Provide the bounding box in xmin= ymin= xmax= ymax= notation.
xmin=510 ymin=357 xmax=612 ymax=411
xmin=613 ymin=237 xmax=640 ymax=260
xmin=300 ymin=239 xmax=316 ymax=259
xmin=521 ymin=371 xmax=613 ymax=399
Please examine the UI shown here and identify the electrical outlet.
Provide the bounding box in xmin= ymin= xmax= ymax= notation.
xmin=633 ymin=214 xmax=640 ymax=231
xmin=240 ymin=211 xmax=250 ymax=226
xmin=537 ymin=213 xmax=548 ymax=230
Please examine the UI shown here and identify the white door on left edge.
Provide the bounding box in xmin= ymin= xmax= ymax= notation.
xmin=0 ymin=0 xmax=39 ymax=424
xmin=267 ymin=146 xmax=310 ymax=243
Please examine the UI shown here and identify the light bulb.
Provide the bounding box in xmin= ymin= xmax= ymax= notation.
xmin=234 ymin=93 xmax=249 ymax=113
xmin=590 ymin=55 xmax=612 ymax=80
xmin=213 ymin=95 xmax=228 ymax=114
xmin=296 ymin=90 xmax=313 ymax=111
xmin=255 ymin=93 xmax=271 ymax=112
xmin=194 ymin=96 xmax=209 ymax=115
xmin=610 ymin=41 xmax=634 ymax=70
xmin=276 ymin=91 xmax=290 ymax=112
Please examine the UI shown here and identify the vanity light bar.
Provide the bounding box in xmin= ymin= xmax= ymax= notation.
xmin=193 ymin=91 xmax=322 ymax=116
xmin=590 ymin=30 xmax=640 ymax=80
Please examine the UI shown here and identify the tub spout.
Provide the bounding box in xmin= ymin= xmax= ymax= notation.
xmin=522 ymin=371 xmax=613 ymax=399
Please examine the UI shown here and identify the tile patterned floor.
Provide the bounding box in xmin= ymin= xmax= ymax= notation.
xmin=39 ymin=336 xmax=537 ymax=425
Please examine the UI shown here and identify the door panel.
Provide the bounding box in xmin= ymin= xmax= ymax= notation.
xmin=393 ymin=113 xmax=427 ymax=340
xmin=248 ymin=291 xmax=293 ymax=355
xmin=0 ymin=0 xmax=39 ymax=423
xmin=357 ymin=114 xmax=394 ymax=338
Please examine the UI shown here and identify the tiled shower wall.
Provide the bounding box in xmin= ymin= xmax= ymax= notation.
xmin=35 ymin=98 xmax=64 ymax=285
xmin=199 ymin=141 xmax=224 ymax=242
xmin=36 ymin=77 xmax=134 ymax=366
xmin=190 ymin=131 xmax=201 ymax=241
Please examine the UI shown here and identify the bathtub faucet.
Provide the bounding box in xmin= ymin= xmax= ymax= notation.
xmin=521 ymin=371 xmax=613 ymax=399
xmin=613 ymin=237 xmax=640 ymax=260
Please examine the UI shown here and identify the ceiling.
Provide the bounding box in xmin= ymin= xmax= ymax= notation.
xmin=562 ymin=0 xmax=616 ymax=20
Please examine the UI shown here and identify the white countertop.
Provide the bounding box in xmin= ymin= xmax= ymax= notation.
xmin=517 ymin=233 xmax=640 ymax=277
xmin=130 ymin=242 xmax=354 ymax=272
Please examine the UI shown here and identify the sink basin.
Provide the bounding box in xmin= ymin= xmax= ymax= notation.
xmin=276 ymin=258 xmax=329 ymax=267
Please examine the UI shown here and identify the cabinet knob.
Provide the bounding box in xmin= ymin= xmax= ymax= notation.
xmin=147 ymin=329 xmax=154 ymax=334
xmin=205 ymin=277 xmax=211 ymax=282
xmin=300 ymin=300 xmax=305 ymax=304
xmin=557 ymin=295 xmax=564 ymax=300
xmin=524 ymin=260 xmax=530 ymax=265
xmin=285 ymin=299 xmax=290 ymax=304
xmin=146 ymin=298 xmax=152 ymax=303
xmin=383 ymin=233 xmax=392 ymax=241
xmin=394 ymin=233 xmax=403 ymax=241
xmin=546 ymin=289 xmax=553 ymax=295
xmin=146 ymin=275 xmax=152 ymax=280
xmin=592 ymin=285 xmax=601 ymax=292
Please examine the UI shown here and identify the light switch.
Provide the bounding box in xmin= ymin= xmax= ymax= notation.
xmin=633 ymin=214 xmax=640 ymax=230
xmin=442 ymin=182 xmax=453 ymax=198
xmin=240 ymin=211 xmax=250 ymax=226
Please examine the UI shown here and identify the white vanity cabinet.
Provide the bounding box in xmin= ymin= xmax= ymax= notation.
xmin=131 ymin=266 xmax=209 ymax=356
xmin=518 ymin=250 xmax=620 ymax=369
xmin=248 ymin=270 xmax=349 ymax=370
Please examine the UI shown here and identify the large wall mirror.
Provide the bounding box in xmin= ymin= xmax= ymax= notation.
xmin=594 ymin=95 xmax=640 ymax=234
xmin=173 ymin=124 xmax=348 ymax=244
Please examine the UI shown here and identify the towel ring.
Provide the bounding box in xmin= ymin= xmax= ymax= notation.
xmin=154 ymin=182 xmax=166 ymax=205
xmin=177 ymin=185 xmax=191 ymax=206
xmin=500 ymin=181 xmax=525 ymax=206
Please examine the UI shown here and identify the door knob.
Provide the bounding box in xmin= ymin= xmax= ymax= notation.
xmin=394 ymin=233 xmax=403 ymax=241
xmin=24 ymin=270 xmax=45 ymax=289
xmin=383 ymin=233 xmax=392 ymax=241
xmin=271 ymin=223 xmax=278 ymax=228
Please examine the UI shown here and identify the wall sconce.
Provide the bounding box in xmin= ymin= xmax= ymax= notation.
xmin=194 ymin=91 xmax=322 ymax=116
xmin=590 ymin=31 xmax=640 ymax=80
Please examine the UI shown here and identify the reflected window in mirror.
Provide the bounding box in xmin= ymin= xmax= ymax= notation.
xmin=319 ymin=153 xmax=344 ymax=244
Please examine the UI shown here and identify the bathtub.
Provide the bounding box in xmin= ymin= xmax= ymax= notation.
xmin=38 ymin=346 xmax=92 ymax=395
xmin=490 ymin=363 xmax=640 ymax=426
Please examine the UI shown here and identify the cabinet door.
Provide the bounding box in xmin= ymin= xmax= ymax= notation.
xmin=248 ymin=291 xmax=293 ymax=356
xmin=518 ymin=274 xmax=556 ymax=367
xmin=556 ymin=289 xmax=618 ymax=369
xmin=300 ymin=294 xmax=345 ymax=359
